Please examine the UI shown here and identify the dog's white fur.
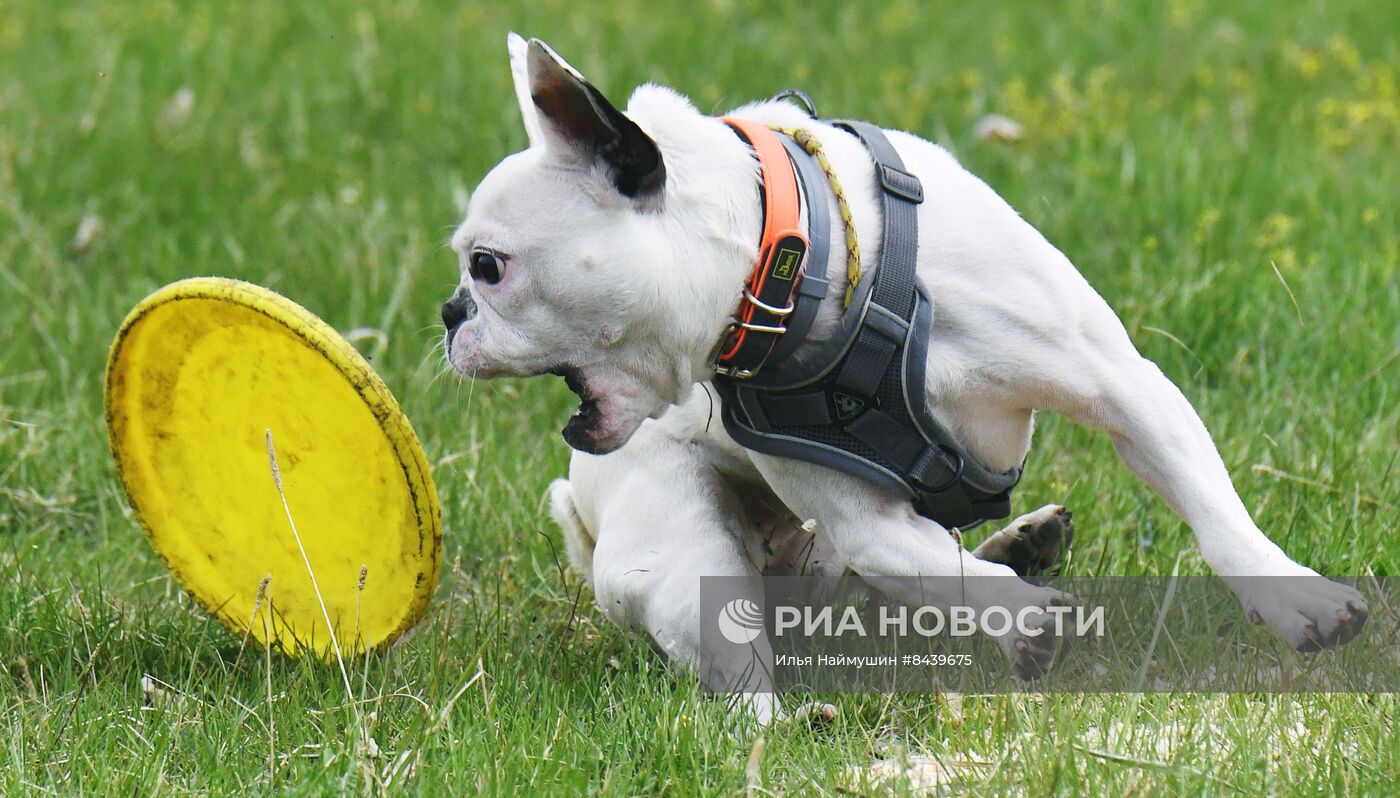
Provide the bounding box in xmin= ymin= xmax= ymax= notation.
xmin=448 ymin=36 xmax=1367 ymax=724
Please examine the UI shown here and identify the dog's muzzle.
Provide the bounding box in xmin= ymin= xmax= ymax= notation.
xmin=441 ymin=287 xmax=478 ymax=344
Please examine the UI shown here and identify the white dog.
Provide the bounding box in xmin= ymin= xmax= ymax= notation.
xmin=443 ymin=35 xmax=1367 ymax=723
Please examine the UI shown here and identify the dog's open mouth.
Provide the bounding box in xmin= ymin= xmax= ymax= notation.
xmin=550 ymin=366 xmax=605 ymax=452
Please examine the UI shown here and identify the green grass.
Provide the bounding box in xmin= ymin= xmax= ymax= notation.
xmin=2 ymin=0 xmax=1398 ymax=794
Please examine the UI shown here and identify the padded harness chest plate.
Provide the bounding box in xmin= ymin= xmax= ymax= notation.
xmin=713 ymin=118 xmax=1021 ymax=530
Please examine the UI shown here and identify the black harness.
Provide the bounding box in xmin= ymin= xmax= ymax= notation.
xmin=712 ymin=117 xmax=1021 ymax=530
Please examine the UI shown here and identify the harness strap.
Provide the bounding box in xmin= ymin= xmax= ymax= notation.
xmin=832 ymin=121 xmax=1018 ymax=505
xmin=829 ymin=120 xmax=922 ymax=401
xmin=834 ymin=120 xmax=923 ymax=317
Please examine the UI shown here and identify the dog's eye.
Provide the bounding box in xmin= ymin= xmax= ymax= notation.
xmin=468 ymin=250 xmax=504 ymax=285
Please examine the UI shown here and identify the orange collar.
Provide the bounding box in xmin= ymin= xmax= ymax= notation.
xmin=712 ymin=117 xmax=810 ymax=379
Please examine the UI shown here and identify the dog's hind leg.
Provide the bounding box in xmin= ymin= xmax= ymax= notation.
xmin=999 ymin=287 xmax=1367 ymax=651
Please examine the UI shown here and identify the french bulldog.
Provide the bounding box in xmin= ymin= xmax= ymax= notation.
xmin=442 ymin=34 xmax=1368 ymax=724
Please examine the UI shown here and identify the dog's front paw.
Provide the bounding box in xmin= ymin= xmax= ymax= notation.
xmin=972 ymin=504 xmax=1074 ymax=577
xmin=993 ymin=587 xmax=1077 ymax=680
xmin=1240 ymin=574 xmax=1369 ymax=652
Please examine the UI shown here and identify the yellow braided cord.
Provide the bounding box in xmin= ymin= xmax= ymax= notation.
xmin=771 ymin=126 xmax=862 ymax=307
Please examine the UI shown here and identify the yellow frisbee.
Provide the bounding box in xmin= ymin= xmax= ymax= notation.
xmin=105 ymin=278 xmax=441 ymax=658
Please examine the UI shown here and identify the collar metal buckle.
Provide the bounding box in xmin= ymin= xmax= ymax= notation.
xmin=709 ymin=321 xmax=753 ymax=379
xmin=711 ymin=315 xmax=793 ymax=380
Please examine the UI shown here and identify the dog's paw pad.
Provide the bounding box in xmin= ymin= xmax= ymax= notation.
xmin=973 ymin=504 xmax=1074 ymax=577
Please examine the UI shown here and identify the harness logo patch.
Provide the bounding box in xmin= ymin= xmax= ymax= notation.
xmin=833 ymin=391 xmax=866 ymax=421
xmin=771 ymin=247 xmax=802 ymax=281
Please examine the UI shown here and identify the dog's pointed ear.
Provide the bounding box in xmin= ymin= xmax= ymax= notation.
xmin=507 ymin=33 xmax=545 ymax=148
xmin=525 ymin=38 xmax=666 ymax=199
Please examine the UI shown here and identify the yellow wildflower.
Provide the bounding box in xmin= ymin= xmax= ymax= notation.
xmin=1327 ymin=34 xmax=1362 ymax=74
xmin=1255 ymin=213 xmax=1296 ymax=249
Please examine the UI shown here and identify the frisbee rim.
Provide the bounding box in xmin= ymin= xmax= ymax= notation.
xmin=104 ymin=276 xmax=442 ymax=656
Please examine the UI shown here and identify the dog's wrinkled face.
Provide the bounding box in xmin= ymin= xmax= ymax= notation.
xmin=445 ymin=36 xmax=688 ymax=454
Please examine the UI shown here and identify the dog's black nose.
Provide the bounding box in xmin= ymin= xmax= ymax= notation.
xmin=441 ymin=288 xmax=477 ymax=331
